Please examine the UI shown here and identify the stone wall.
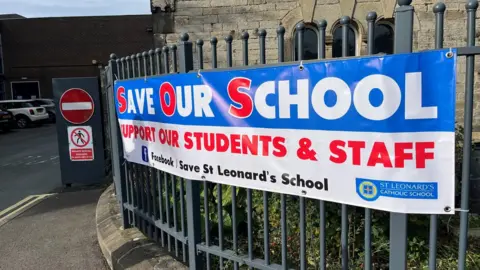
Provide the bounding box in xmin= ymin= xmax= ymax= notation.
xmin=410 ymin=0 xmax=480 ymax=132
xmin=152 ymin=0 xmax=480 ymax=134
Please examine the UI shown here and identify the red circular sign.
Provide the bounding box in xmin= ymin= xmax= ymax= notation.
xmin=70 ymin=127 xmax=91 ymax=147
xmin=60 ymin=88 xmax=94 ymax=124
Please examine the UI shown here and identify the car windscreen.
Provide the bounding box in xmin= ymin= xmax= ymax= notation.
xmin=20 ymin=102 xmax=35 ymax=108
xmin=36 ymin=100 xmax=54 ymax=106
xmin=30 ymin=101 xmax=44 ymax=107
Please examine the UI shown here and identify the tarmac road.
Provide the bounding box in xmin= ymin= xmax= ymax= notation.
xmin=0 ymin=125 xmax=108 ymax=269
xmin=0 ymin=124 xmax=61 ymax=211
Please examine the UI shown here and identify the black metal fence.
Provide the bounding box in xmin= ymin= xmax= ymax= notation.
xmin=99 ymin=67 xmax=112 ymax=178
xmin=103 ymin=1 xmax=480 ymax=269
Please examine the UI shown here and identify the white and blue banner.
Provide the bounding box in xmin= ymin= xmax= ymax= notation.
xmin=114 ymin=49 xmax=456 ymax=214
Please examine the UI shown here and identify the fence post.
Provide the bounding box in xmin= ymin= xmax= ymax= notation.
xmin=389 ymin=1 xmax=413 ymax=269
xmin=458 ymin=1 xmax=478 ymax=269
xmin=365 ymin=12 xmax=376 ymax=270
xmin=178 ymin=33 xmax=202 ymax=269
xmin=107 ymin=54 xmax=130 ymax=229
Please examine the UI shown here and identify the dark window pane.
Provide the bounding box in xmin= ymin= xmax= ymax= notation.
xmin=20 ymin=102 xmax=34 ymax=108
xmin=0 ymin=34 xmax=3 ymax=74
xmin=31 ymin=101 xmax=43 ymax=106
xmin=294 ymin=27 xmax=318 ymax=61
xmin=0 ymin=82 xmax=4 ymax=100
xmin=374 ymin=23 xmax=394 ymax=54
xmin=332 ymin=26 xmax=356 ymax=58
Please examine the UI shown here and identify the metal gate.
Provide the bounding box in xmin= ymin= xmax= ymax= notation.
xmin=104 ymin=1 xmax=480 ymax=269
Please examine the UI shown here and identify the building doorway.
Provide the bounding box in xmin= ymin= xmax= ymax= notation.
xmin=11 ymin=81 xmax=40 ymax=100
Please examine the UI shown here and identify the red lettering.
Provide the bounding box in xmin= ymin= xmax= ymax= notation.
xmin=230 ymin=134 xmax=241 ymax=154
xmin=259 ymin=135 xmax=272 ymax=156
xmin=117 ymin=86 xmax=127 ymax=114
xmin=171 ymin=130 xmax=179 ymax=148
xmin=159 ymin=129 xmax=166 ymax=144
xmin=367 ymin=142 xmax=393 ymax=168
xmin=348 ymin=141 xmax=365 ymax=165
xmin=181 ymin=132 xmax=287 ymax=158
xmin=134 ymin=126 xmax=139 ymax=139
xmin=150 ymin=127 xmax=156 ymax=142
xmin=158 ymin=129 xmax=179 ymax=148
xmin=139 ymin=126 xmax=145 ymax=140
xmin=184 ymin=132 xmax=193 ymax=149
xmin=128 ymin=125 xmax=134 ymax=138
xmin=394 ymin=142 xmax=413 ymax=168
xmin=228 ymin=77 xmax=253 ymax=118
xmin=159 ymin=82 xmax=176 ymax=116
xmin=204 ymin=133 xmax=215 ymax=151
xmin=272 ymin=137 xmax=287 ymax=158
xmin=193 ymin=132 xmax=203 ymax=150
xmin=144 ymin=126 xmax=151 ymax=141
xmin=242 ymin=135 xmax=258 ymax=156
xmin=121 ymin=124 xmax=156 ymax=142
xmin=415 ymin=142 xmax=435 ymax=169
xmin=121 ymin=124 xmax=128 ymax=138
xmin=329 ymin=140 xmax=346 ymax=164
xmin=216 ymin=133 xmax=230 ymax=152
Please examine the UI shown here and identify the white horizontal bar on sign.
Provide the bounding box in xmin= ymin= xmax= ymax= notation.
xmin=61 ymin=102 xmax=92 ymax=111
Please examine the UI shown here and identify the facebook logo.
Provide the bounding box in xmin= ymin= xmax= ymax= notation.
xmin=141 ymin=146 xmax=149 ymax=162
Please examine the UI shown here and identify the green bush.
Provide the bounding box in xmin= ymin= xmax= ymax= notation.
xmin=198 ymin=124 xmax=480 ymax=269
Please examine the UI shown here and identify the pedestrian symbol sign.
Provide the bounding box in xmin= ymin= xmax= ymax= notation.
xmin=71 ymin=128 xmax=89 ymax=147
xmin=68 ymin=126 xmax=94 ymax=161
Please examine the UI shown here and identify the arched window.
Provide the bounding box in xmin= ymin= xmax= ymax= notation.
xmin=332 ymin=25 xmax=356 ymax=58
xmin=293 ymin=23 xmax=319 ymax=61
xmin=374 ymin=21 xmax=394 ymax=54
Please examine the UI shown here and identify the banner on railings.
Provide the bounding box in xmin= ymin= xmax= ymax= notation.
xmin=114 ymin=49 xmax=457 ymax=214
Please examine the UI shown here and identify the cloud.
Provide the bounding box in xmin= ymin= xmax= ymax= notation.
xmin=0 ymin=0 xmax=151 ymax=18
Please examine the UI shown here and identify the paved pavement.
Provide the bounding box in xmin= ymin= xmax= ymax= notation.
xmin=0 ymin=187 xmax=108 ymax=270
xmin=0 ymin=125 xmax=108 ymax=269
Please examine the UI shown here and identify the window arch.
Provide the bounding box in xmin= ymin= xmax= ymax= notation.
xmin=293 ymin=23 xmax=319 ymax=61
xmin=332 ymin=24 xmax=357 ymax=58
xmin=373 ymin=20 xmax=394 ymax=54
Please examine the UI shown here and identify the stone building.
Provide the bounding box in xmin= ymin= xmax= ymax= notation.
xmin=150 ymin=0 xmax=480 ymax=133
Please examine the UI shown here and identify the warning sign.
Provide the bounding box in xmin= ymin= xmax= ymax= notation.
xmin=60 ymin=88 xmax=94 ymax=125
xmin=68 ymin=126 xmax=94 ymax=161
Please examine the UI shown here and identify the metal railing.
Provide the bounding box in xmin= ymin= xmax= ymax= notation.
xmin=103 ymin=1 xmax=480 ymax=269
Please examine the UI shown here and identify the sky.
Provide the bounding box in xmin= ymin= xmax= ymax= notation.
xmin=0 ymin=0 xmax=151 ymax=18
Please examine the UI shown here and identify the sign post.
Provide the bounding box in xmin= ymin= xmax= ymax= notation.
xmin=53 ymin=77 xmax=106 ymax=187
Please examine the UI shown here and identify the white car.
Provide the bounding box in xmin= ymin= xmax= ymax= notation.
xmin=32 ymin=98 xmax=56 ymax=123
xmin=0 ymin=100 xmax=49 ymax=129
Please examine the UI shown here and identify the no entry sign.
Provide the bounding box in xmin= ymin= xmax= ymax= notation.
xmin=68 ymin=126 xmax=94 ymax=161
xmin=60 ymin=88 xmax=94 ymax=125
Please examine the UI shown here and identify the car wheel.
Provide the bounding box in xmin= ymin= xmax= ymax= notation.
xmin=16 ymin=116 xmax=29 ymax=129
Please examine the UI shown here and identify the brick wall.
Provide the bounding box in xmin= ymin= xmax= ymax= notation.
xmin=0 ymin=15 xmax=153 ymax=98
xmin=152 ymin=0 xmax=480 ymax=135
